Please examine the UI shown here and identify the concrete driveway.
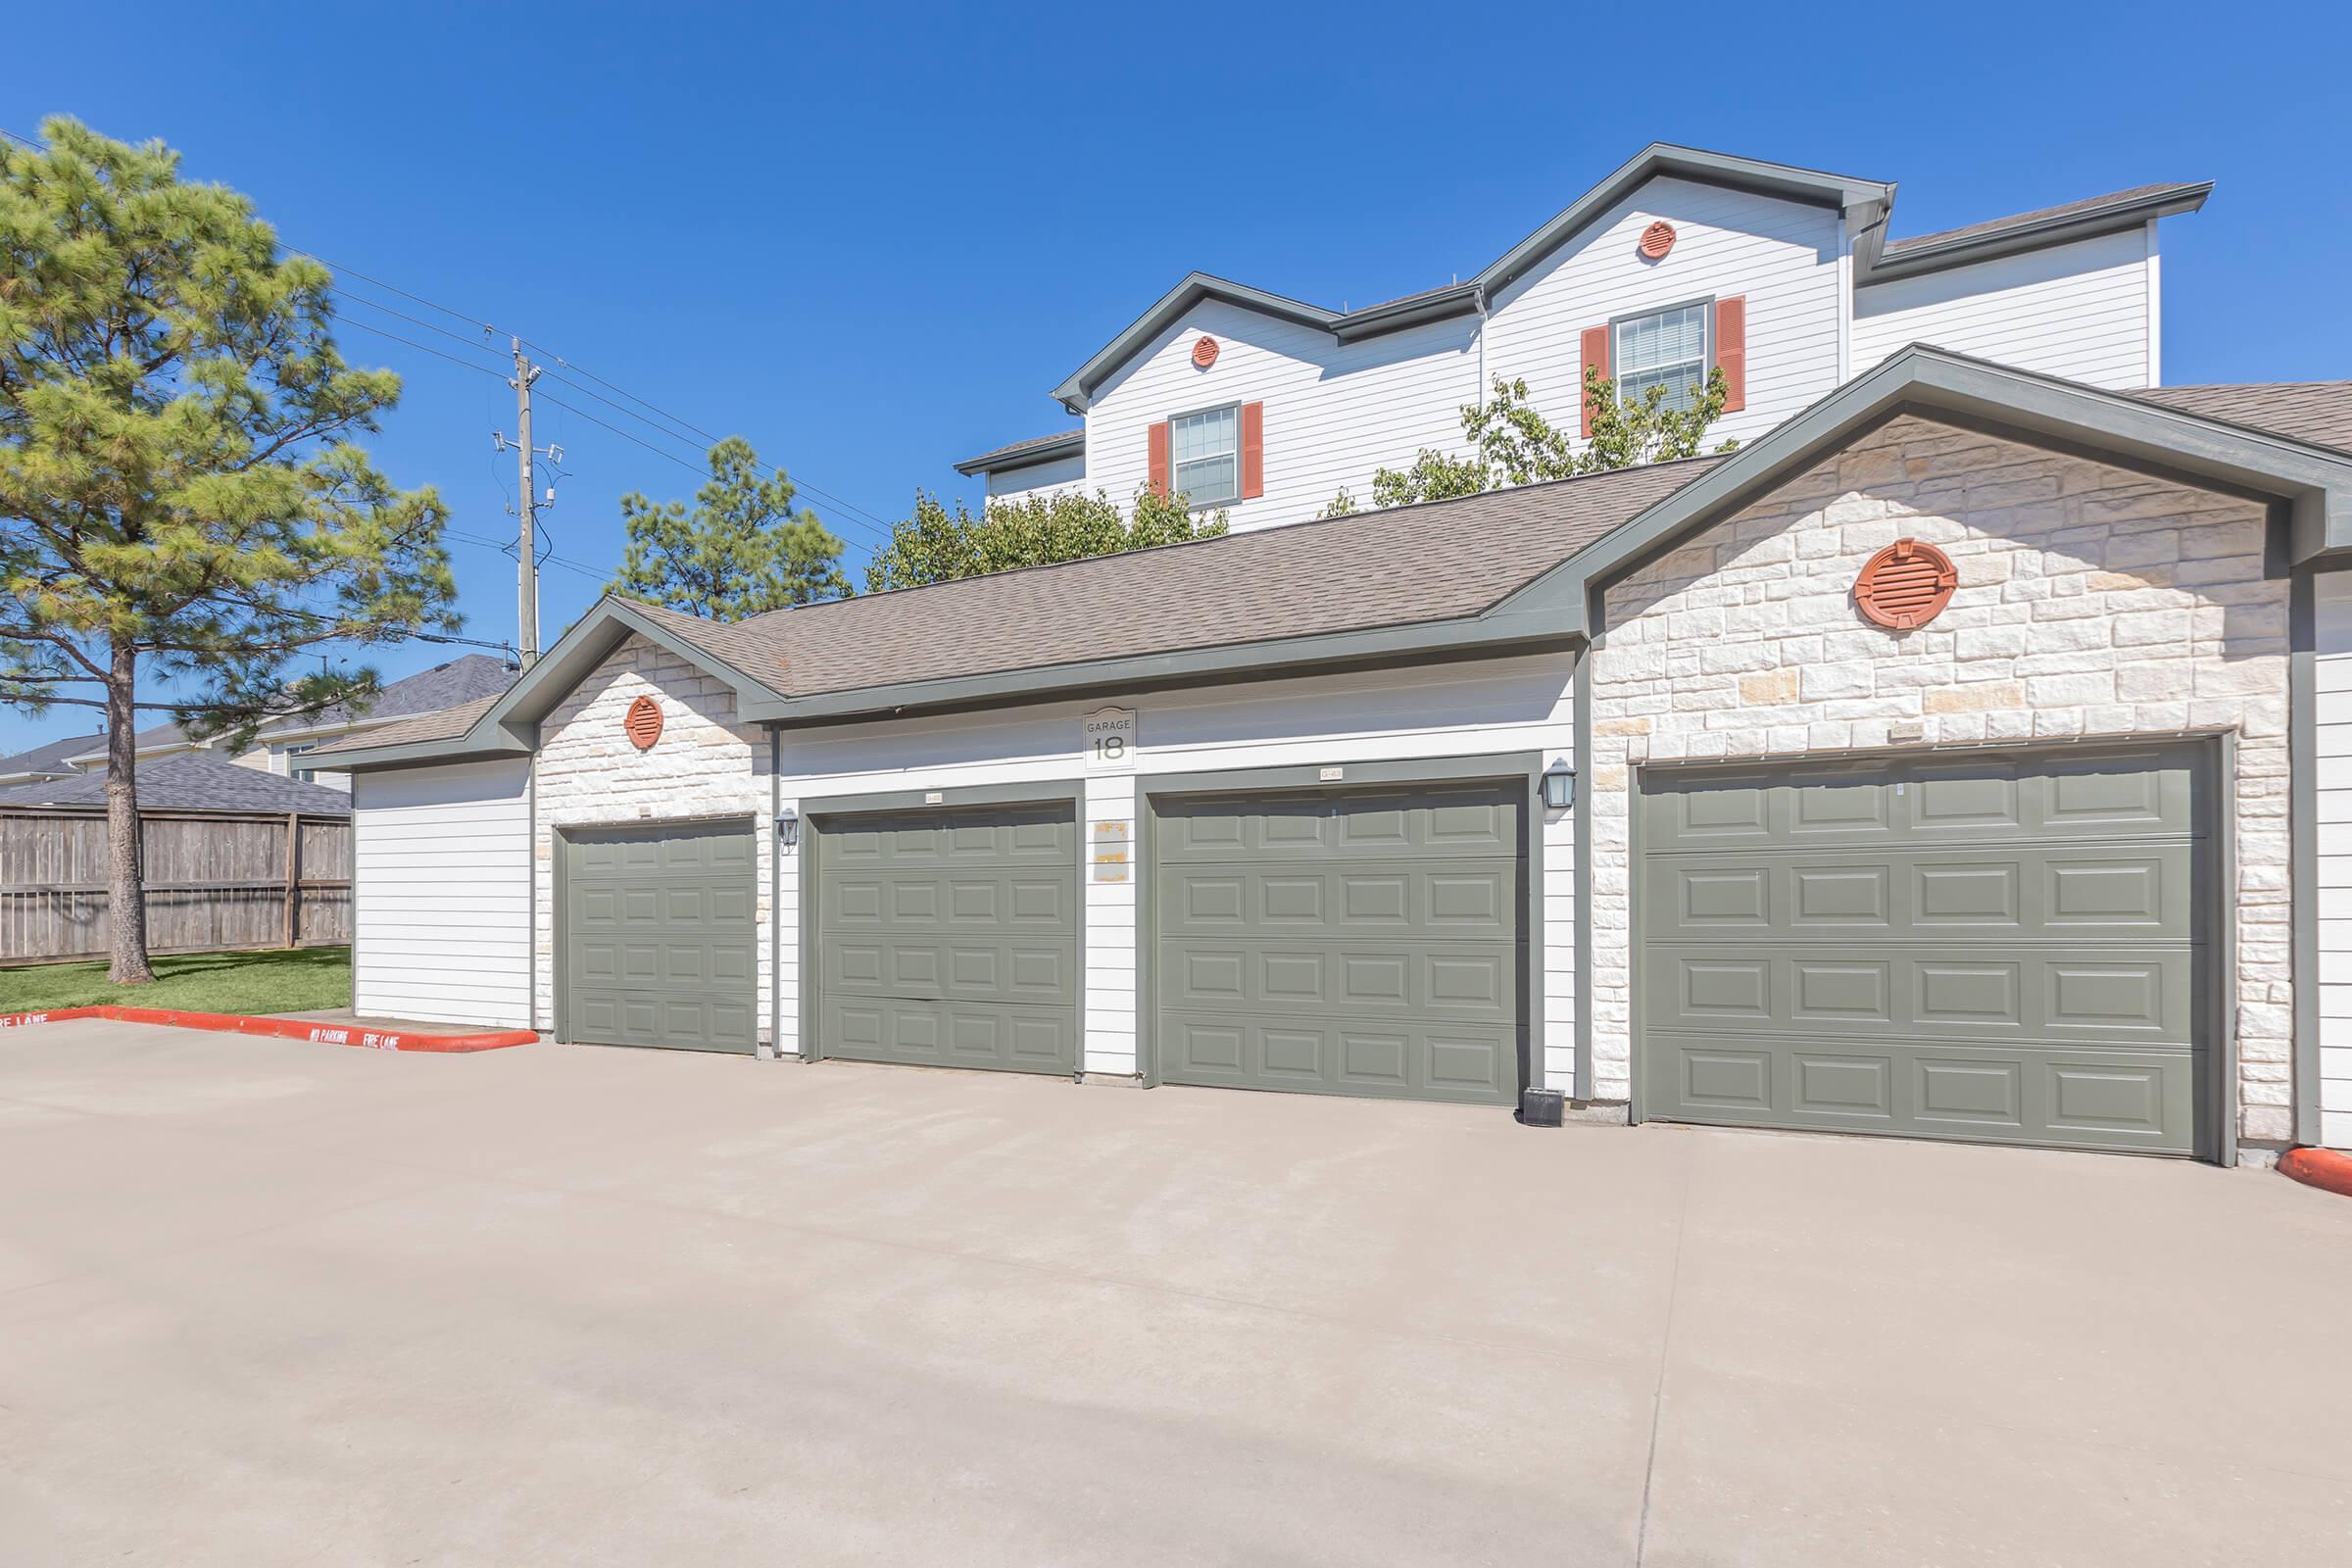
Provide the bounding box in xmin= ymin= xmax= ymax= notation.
xmin=1 ymin=1020 xmax=2347 ymax=1566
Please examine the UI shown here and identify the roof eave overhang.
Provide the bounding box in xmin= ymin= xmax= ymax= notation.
xmin=737 ymin=610 xmax=1589 ymax=729
xmin=1857 ymin=182 xmax=2212 ymax=286
xmin=952 ymin=429 xmax=1086 ymax=478
xmin=1492 ymin=345 xmax=2352 ymax=628
xmin=1473 ymin=143 xmax=1894 ymax=296
xmin=1329 ymin=283 xmax=1483 ymax=343
xmin=313 ymin=597 xmax=794 ymax=772
xmin=1050 ymin=272 xmax=1342 ymax=409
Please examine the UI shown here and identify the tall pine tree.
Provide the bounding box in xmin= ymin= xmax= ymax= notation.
xmin=0 ymin=119 xmax=460 ymax=982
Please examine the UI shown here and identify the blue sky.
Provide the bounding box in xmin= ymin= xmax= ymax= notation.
xmin=4 ymin=0 xmax=2347 ymax=750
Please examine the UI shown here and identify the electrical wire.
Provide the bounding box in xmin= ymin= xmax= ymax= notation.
xmin=7 ymin=121 xmax=903 ymax=554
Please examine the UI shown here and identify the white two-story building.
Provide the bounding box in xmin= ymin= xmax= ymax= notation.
xmin=958 ymin=145 xmax=2205 ymax=531
xmin=321 ymin=143 xmax=2352 ymax=1171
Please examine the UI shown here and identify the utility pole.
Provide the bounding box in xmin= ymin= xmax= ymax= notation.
xmin=510 ymin=338 xmax=542 ymax=668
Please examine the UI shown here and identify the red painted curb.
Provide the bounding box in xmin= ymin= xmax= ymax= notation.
xmin=0 ymin=1004 xmax=534 ymax=1054
xmin=2279 ymin=1147 xmax=2352 ymax=1199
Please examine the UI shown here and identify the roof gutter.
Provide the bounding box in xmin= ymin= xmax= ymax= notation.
xmin=1858 ymin=182 xmax=2212 ymax=285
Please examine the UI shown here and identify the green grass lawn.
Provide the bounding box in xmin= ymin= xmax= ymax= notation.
xmin=0 ymin=945 xmax=352 ymax=1015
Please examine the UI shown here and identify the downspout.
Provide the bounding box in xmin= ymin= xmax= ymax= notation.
xmin=1474 ymin=285 xmax=1491 ymax=409
xmin=1572 ymin=635 xmax=1594 ymax=1104
xmin=1835 ymin=211 xmax=1853 ymax=384
xmin=769 ymin=724 xmax=783 ymax=1061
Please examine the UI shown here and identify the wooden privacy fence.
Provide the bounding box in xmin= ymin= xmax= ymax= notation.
xmin=0 ymin=807 xmax=351 ymax=966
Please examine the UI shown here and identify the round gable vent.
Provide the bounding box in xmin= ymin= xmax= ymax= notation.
xmin=623 ymin=695 xmax=663 ymax=751
xmin=1638 ymin=220 xmax=1677 ymax=260
xmin=1854 ymin=538 xmax=1958 ymax=631
xmin=1191 ymin=334 xmax=1220 ymax=368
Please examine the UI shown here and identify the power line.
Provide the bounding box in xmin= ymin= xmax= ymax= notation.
xmin=7 ymin=121 xmax=905 ymax=551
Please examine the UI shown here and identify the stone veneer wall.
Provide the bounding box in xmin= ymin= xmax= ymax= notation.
xmin=531 ymin=634 xmax=774 ymax=1039
xmin=1588 ymin=416 xmax=2291 ymax=1143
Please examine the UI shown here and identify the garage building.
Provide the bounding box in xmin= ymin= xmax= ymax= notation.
xmin=320 ymin=349 xmax=2352 ymax=1164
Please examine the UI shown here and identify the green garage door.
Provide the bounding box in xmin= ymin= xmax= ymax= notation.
xmin=809 ymin=803 xmax=1078 ymax=1074
xmin=564 ymin=819 xmax=759 ymax=1054
xmin=1153 ymin=782 xmax=1524 ymax=1105
xmin=1636 ymin=744 xmax=2213 ymax=1155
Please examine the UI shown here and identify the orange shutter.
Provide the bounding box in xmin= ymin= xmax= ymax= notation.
xmin=1714 ymin=296 xmax=1746 ymax=413
xmin=1239 ymin=402 xmax=1264 ymax=499
xmin=1579 ymin=324 xmax=1610 ymax=436
xmin=1147 ymin=420 xmax=1169 ymax=495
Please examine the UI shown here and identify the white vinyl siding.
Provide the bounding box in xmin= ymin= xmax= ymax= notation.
xmin=352 ymin=758 xmax=533 ymax=1029
xmin=1850 ymin=227 xmax=2156 ymax=389
xmin=984 ymin=450 xmax=1087 ymax=505
xmin=1085 ymin=300 xmax=1480 ymax=534
xmin=1481 ymin=176 xmax=1844 ymax=460
xmin=2314 ymin=572 xmax=2352 ymax=1149
xmin=771 ymin=652 xmax=1579 ymax=1089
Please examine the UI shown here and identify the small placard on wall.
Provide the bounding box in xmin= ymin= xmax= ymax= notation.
xmin=1092 ymin=820 xmax=1130 ymax=883
xmin=1084 ymin=707 xmax=1138 ymax=771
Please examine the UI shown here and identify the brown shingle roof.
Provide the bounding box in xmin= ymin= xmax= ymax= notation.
xmin=311 ymin=693 xmax=504 ymax=757
xmin=2124 ymin=381 xmax=2352 ymax=459
xmin=1884 ymin=183 xmax=2210 ymax=255
xmin=665 ymin=456 xmax=1722 ymax=698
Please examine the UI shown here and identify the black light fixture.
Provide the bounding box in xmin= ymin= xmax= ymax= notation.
xmin=1541 ymin=763 xmax=1575 ymax=811
xmin=776 ymin=807 xmax=800 ymax=848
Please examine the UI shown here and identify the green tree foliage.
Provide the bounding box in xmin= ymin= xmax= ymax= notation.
xmin=1326 ymin=370 xmax=1736 ymax=513
xmin=610 ymin=436 xmax=850 ymax=619
xmin=865 ymin=486 xmax=1228 ymax=593
xmin=0 ymin=119 xmax=458 ymax=982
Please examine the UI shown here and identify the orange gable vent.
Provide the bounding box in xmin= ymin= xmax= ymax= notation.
xmin=623 ymin=695 xmax=664 ymax=750
xmin=1854 ymin=539 xmax=1958 ymax=631
xmin=1638 ymin=220 xmax=1676 ymax=260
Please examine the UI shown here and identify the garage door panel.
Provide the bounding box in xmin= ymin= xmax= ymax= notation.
xmin=1159 ymin=1009 xmax=1517 ymax=1104
xmin=1159 ymin=861 xmax=1519 ymax=941
xmin=563 ymin=819 xmax=760 ymax=1054
xmin=1638 ymin=745 xmax=2211 ymax=1156
xmin=1154 ymin=782 xmax=1524 ymax=1105
xmin=1644 ymin=942 xmax=2194 ymax=1044
xmin=809 ymin=805 xmax=1079 ymax=1076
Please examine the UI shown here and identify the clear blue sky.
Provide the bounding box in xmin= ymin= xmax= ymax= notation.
xmin=4 ymin=0 xmax=2347 ymax=750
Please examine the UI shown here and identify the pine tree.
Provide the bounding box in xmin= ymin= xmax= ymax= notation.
xmin=0 ymin=119 xmax=459 ymax=982
xmin=609 ymin=436 xmax=851 ymax=619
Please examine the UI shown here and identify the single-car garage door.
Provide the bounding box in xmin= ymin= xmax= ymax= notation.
xmin=1636 ymin=744 xmax=2213 ymax=1155
xmin=1152 ymin=782 xmax=1525 ymax=1105
xmin=563 ymin=819 xmax=759 ymax=1053
xmin=808 ymin=802 xmax=1078 ymax=1074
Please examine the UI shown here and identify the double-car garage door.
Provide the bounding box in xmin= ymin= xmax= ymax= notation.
xmin=1635 ymin=744 xmax=2214 ymax=1156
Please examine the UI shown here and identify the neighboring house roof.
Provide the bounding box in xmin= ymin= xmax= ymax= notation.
xmin=0 ymin=727 xmax=104 ymax=784
xmin=311 ymin=692 xmax=508 ymax=756
xmin=1859 ymin=182 xmax=2212 ymax=284
xmin=254 ymin=653 xmax=518 ymax=740
xmin=318 ymin=349 xmax=2352 ymax=772
xmin=952 ymin=429 xmax=1087 ymax=478
xmin=2126 ymin=382 xmax=2352 ymax=461
xmin=0 ymin=751 xmax=352 ymax=814
xmin=53 ymin=653 xmax=519 ymax=768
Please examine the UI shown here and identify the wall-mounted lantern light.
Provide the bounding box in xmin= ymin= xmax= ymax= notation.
xmin=776 ymin=807 xmax=801 ymax=849
xmin=1541 ymin=763 xmax=1576 ymax=811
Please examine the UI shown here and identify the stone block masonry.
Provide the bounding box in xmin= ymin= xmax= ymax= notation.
xmin=1589 ymin=416 xmax=2291 ymax=1143
xmin=530 ymin=634 xmax=776 ymax=1040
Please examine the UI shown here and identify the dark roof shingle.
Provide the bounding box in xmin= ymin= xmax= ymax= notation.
xmin=672 ymin=456 xmax=1723 ymax=698
xmin=0 ymin=752 xmax=352 ymax=813
xmin=1884 ymin=182 xmax=2211 ymax=256
xmin=2125 ymin=381 xmax=2352 ymax=459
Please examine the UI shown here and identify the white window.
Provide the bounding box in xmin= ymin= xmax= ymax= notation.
xmin=1169 ymin=406 xmax=1238 ymax=505
xmin=1614 ymin=302 xmax=1710 ymax=412
xmin=285 ymin=741 xmax=320 ymax=782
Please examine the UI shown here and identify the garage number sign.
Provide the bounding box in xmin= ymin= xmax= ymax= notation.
xmin=1084 ymin=707 xmax=1137 ymax=771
